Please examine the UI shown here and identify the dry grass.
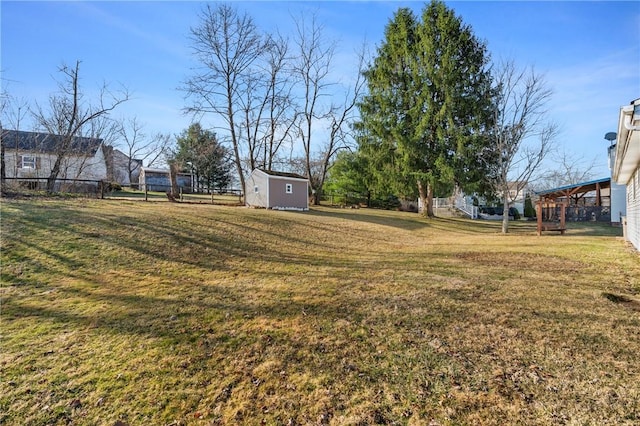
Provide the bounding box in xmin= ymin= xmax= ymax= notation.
xmin=1 ymin=198 xmax=639 ymax=425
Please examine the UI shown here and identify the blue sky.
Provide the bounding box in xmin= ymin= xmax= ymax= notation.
xmin=2 ymin=1 xmax=639 ymax=178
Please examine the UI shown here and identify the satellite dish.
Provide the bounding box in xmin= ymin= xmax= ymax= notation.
xmin=604 ymin=132 xmax=617 ymax=142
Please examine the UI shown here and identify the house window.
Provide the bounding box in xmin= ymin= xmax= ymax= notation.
xmin=21 ymin=155 xmax=36 ymax=169
xmin=254 ymin=186 xmax=259 ymax=193
xmin=285 ymin=183 xmax=293 ymax=194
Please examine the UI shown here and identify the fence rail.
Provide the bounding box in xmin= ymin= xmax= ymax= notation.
xmin=2 ymin=177 xmax=106 ymax=196
xmin=1 ymin=177 xmax=244 ymax=205
xmin=106 ymin=185 xmax=244 ymax=204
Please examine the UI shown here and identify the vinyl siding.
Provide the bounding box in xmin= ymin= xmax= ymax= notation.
xmin=267 ymin=177 xmax=308 ymax=210
xmin=245 ymin=170 xmax=269 ymax=208
xmin=627 ymin=168 xmax=640 ymax=250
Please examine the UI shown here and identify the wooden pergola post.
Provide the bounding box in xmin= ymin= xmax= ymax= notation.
xmin=536 ymin=200 xmax=543 ymax=236
xmin=537 ymin=199 xmax=567 ymax=236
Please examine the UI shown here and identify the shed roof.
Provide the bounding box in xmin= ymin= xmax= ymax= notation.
xmin=1 ymin=130 xmax=102 ymax=155
xmin=258 ymin=169 xmax=308 ymax=180
xmin=535 ymin=177 xmax=610 ymax=200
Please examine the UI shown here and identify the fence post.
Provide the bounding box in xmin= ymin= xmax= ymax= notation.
xmin=180 ymin=187 xmax=183 ymax=201
xmin=145 ymin=186 xmax=148 ymax=202
xmin=211 ymin=191 xmax=214 ymax=205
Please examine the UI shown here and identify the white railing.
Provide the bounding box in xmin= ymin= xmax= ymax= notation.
xmin=454 ymin=194 xmax=478 ymax=219
xmin=421 ymin=195 xmax=478 ymax=219
xmin=433 ymin=197 xmax=452 ymax=209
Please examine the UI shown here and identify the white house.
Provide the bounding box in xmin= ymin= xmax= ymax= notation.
xmin=245 ymin=169 xmax=309 ymax=210
xmin=612 ymin=98 xmax=640 ymax=250
xmin=2 ymin=130 xmax=107 ymax=190
xmin=102 ymin=145 xmax=142 ymax=186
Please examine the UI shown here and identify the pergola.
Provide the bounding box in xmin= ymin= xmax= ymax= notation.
xmin=535 ymin=177 xmax=611 ymax=205
xmin=534 ymin=177 xmax=612 ymax=235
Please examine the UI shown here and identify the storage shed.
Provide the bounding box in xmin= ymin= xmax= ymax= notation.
xmin=245 ymin=169 xmax=309 ymax=210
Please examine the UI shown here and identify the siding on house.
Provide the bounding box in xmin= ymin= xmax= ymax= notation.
xmin=612 ymin=98 xmax=640 ymax=250
xmin=2 ymin=130 xmax=106 ymax=182
xmin=627 ymin=170 xmax=640 ymax=249
xmin=103 ymin=145 xmax=142 ymax=185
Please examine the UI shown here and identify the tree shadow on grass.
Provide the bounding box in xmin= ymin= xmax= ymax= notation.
xmin=305 ymin=207 xmax=429 ymax=231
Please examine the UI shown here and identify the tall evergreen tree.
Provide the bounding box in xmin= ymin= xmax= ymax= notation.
xmin=175 ymin=123 xmax=233 ymax=192
xmin=356 ymin=1 xmax=494 ymax=217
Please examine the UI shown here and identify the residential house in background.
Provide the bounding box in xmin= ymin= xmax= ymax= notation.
xmin=102 ymin=145 xmax=142 ymax=186
xmin=245 ymin=169 xmax=309 ymax=210
xmin=612 ymin=98 xmax=640 ymax=250
xmin=1 ymin=130 xmax=107 ymax=190
xmin=503 ymin=181 xmax=530 ymax=215
xmin=138 ymin=167 xmax=193 ymax=193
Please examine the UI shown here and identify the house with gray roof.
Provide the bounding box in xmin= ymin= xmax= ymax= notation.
xmin=1 ymin=129 xmax=107 ymax=189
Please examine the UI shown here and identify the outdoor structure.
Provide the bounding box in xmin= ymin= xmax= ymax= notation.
xmin=138 ymin=167 xmax=193 ymax=193
xmin=611 ymin=98 xmax=640 ymax=251
xmin=245 ymin=169 xmax=309 ymax=211
xmin=102 ymin=145 xmax=142 ymax=187
xmin=535 ymin=177 xmax=612 ymax=223
xmin=536 ymin=199 xmax=567 ymax=236
xmin=1 ymin=129 xmax=107 ymax=190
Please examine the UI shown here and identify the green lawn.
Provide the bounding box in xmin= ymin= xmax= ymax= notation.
xmin=1 ymin=198 xmax=638 ymax=425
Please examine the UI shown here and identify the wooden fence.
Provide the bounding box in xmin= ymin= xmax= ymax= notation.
xmin=1 ymin=177 xmax=243 ymax=205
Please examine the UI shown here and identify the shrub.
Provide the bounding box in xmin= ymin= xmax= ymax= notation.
xmin=524 ymin=194 xmax=536 ymax=218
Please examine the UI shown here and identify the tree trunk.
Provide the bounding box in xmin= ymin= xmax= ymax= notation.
xmin=46 ymin=156 xmax=64 ymax=193
xmin=501 ymin=191 xmax=510 ymax=234
xmin=426 ymin=183 xmax=434 ymax=217
xmin=417 ymin=179 xmax=434 ymax=218
xmin=0 ymin=131 xmax=6 ymax=193
xmin=169 ymin=162 xmax=179 ymax=197
xmin=313 ymin=188 xmax=321 ymax=205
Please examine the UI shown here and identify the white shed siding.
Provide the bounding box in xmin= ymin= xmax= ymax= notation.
xmin=245 ymin=170 xmax=269 ymax=208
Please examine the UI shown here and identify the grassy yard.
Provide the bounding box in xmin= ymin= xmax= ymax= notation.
xmin=1 ymin=198 xmax=639 ymax=425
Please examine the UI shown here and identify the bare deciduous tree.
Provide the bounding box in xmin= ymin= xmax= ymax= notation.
xmin=261 ymin=33 xmax=297 ymax=171
xmin=310 ymin=46 xmax=367 ymax=205
xmin=291 ymin=12 xmax=337 ymax=204
xmin=0 ymin=89 xmax=30 ymax=190
xmin=116 ymin=116 xmax=172 ymax=183
xmin=236 ymin=32 xmax=297 ymax=172
xmin=184 ymin=3 xmax=268 ymax=198
xmin=538 ymin=150 xmax=598 ymax=190
xmin=32 ymin=60 xmax=129 ymax=193
xmin=489 ymin=60 xmax=558 ymax=233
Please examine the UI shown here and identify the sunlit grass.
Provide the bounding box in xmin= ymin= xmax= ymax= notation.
xmin=1 ymin=199 xmax=638 ymax=425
